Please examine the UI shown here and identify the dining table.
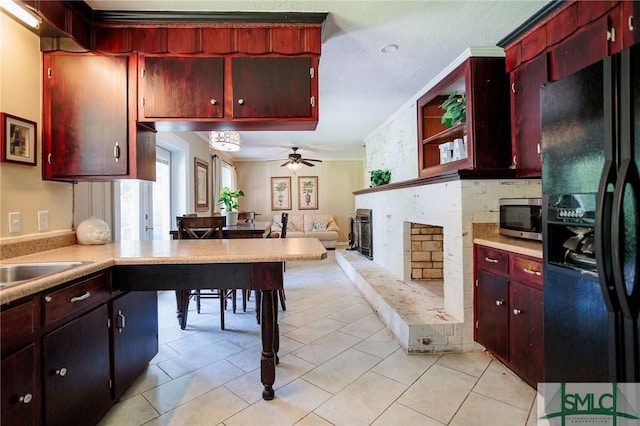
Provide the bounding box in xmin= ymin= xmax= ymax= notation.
xmin=170 ymin=220 xmax=272 ymax=239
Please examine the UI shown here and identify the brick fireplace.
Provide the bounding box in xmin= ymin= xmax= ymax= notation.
xmin=410 ymin=223 xmax=443 ymax=280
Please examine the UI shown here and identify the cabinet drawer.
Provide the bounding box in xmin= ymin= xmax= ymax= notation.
xmin=511 ymin=255 xmax=543 ymax=287
xmin=43 ymin=274 xmax=109 ymax=327
xmin=1 ymin=298 xmax=38 ymax=357
xmin=476 ymin=246 xmax=509 ymax=275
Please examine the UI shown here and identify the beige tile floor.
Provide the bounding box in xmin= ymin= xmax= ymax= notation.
xmin=98 ymin=251 xmax=538 ymax=426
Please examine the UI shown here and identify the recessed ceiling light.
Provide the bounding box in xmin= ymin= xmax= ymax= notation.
xmin=381 ymin=44 xmax=398 ymax=53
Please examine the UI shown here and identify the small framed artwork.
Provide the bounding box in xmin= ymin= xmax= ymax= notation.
xmin=1 ymin=113 xmax=37 ymax=166
xmin=298 ymin=176 xmax=318 ymax=210
xmin=271 ymin=176 xmax=292 ymax=211
xmin=194 ymin=158 xmax=209 ymax=212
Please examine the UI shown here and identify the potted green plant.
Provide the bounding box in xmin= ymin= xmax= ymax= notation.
xmin=217 ymin=187 xmax=245 ymax=226
xmin=370 ymin=169 xmax=391 ymax=187
xmin=440 ymin=92 xmax=466 ymax=128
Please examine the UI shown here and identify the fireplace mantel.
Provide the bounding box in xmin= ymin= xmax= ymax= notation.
xmin=353 ymin=169 xmax=516 ymax=195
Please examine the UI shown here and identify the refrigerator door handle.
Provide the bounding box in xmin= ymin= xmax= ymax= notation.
xmin=596 ymin=160 xmax=620 ymax=312
xmin=611 ymin=158 xmax=640 ymax=319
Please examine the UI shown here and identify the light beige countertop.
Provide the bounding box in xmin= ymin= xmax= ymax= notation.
xmin=1 ymin=238 xmax=327 ymax=305
xmin=472 ymin=223 xmax=543 ymax=259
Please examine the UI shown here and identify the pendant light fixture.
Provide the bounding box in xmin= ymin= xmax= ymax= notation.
xmin=209 ymin=131 xmax=242 ymax=152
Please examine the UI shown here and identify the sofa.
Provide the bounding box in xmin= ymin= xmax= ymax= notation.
xmin=270 ymin=214 xmax=340 ymax=249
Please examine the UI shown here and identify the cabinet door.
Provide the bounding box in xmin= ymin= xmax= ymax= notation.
xmin=475 ymin=270 xmax=509 ymax=361
xmin=111 ymin=291 xmax=159 ymax=399
xmin=509 ymin=282 xmax=544 ymax=387
xmin=141 ymin=57 xmax=224 ymax=119
xmin=1 ymin=344 xmax=39 ymax=426
xmin=511 ymin=53 xmax=548 ymax=177
xmin=44 ymin=305 xmax=111 ymax=426
xmin=551 ymin=10 xmax=621 ymax=81
xmin=232 ymin=57 xmax=312 ymax=118
xmin=44 ymin=54 xmax=129 ymax=178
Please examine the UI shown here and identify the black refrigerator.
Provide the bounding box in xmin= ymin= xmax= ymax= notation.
xmin=541 ymin=44 xmax=639 ymax=383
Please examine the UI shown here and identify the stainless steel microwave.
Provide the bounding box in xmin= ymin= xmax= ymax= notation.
xmin=499 ymin=198 xmax=543 ymax=241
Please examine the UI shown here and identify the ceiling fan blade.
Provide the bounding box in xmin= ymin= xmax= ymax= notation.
xmin=280 ymin=160 xmax=292 ymax=167
xmin=301 ymin=161 xmax=316 ymax=167
xmin=303 ymin=158 xmax=322 ymax=162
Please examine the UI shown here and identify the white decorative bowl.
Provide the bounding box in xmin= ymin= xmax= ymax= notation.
xmin=76 ymin=217 xmax=112 ymax=245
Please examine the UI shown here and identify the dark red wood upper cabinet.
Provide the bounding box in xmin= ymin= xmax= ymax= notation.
xmin=511 ymin=53 xmax=548 ymax=177
xmin=43 ymin=53 xmax=155 ymax=181
xmin=231 ymin=57 xmax=313 ymax=119
xmin=44 ymin=54 xmax=128 ymax=178
xmin=622 ymin=0 xmax=640 ymax=49
xmin=139 ymin=56 xmax=224 ymax=120
xmin=417 ymin=56 xmax=511 ymax=179
xmin=550 ymin=9 xmax=621 ymax=81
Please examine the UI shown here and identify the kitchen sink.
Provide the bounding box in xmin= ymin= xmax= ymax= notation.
xmin=0 ymin=261 xmax=92 ymax=289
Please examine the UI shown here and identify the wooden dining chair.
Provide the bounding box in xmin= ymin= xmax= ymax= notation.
xmin=177 ymin=215 xmax=236 ymax=330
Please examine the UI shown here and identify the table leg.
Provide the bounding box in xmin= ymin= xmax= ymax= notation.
xmin=260 ymin=289 xmax=278 ymax=400
xmin=175 ymin=290 xmax=190 ymax=330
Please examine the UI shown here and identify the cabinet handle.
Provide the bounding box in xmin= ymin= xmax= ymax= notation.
xmin=117 ymin=310 xmax=126 ymax=333
xmin=210 ymin=98 xmax=217 ymax=105
xmin=45 ymin=295 xmax=52 ymax=303
xmin=536 ymin=143 xmax=541 ymax=155
xmin=513 ymin=309 xmax=522 ymax=315
xmin=484 ymin=257 xmax=499 ymax=263
xmin=523 ymin=268 xmax=542 ymax=276
xmin=114 ymin=142 xmax=120 ymax=162
xmin=47 ymin=153 xmax=52 ymax=164
xmin=55 ymin=368 xmax=67 ymax=377
xmin=70 ymin=291 xmax=91 ymax=303
xmin=237 ymin=98 xmax=245 ymax=105
xmin=630 ymin=16 xmax=635 ymax=31
xmin=18 ymin=393 xmax=33 ymax=404
xmin=607 ymin=27 xmax=616 ymax=42
xmin=495 ymin=299 xmax=504 ymax=306
xmin=511 ymin=82 xmax=516 ymax=93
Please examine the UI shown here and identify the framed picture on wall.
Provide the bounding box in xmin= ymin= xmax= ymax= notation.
xmin=298 ymin=176 xmax=318 ymax=210
xmin=1 ymin=113 xmax=37 ymax=166
xmin=194 ymin=158 xmax=209 ymax=212
xmin=271 ymin=176 xmax=292 ymax=211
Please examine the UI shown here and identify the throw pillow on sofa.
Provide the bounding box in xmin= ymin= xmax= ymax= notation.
xmin=312 ymin=219 xmax=328 ymax=231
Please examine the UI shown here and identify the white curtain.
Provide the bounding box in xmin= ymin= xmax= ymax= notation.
xmin=211 ymin=155 xmax=223 ymax=213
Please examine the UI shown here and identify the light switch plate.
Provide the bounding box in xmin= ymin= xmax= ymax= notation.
xmin=38 ymin=210 xmax=50 ymax=231
xmin=9 ymin=212 xmax=21 ymax=233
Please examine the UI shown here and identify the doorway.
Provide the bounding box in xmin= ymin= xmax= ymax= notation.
xmin=116 ymin=147 xmax=172 ymax=241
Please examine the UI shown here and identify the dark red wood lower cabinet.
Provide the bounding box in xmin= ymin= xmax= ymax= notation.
xmin=1 ymin=343 xmax=39 ymax=426
xmin=111 ymin=291 xmax=159 ymax=399
xmin=475 ymin=270 xmax=509 ymax=362
xmin=44 ymin=305 xmax=111 ymax=426
xmin=509 ymin=281 xmax=544 ymax=386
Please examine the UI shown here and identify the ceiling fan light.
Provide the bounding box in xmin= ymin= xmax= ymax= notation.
xmin=287 ymin=162 xmax=301 ymax=171
xmin=209 ymin=131 xmax=242 ymax=152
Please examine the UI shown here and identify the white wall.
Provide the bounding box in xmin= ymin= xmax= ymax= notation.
xmin=0 ymin=12 xmax=74 ymax=239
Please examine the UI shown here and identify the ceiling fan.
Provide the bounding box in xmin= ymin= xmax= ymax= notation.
xmin=280 ymin=147 xmax=323 ymax=168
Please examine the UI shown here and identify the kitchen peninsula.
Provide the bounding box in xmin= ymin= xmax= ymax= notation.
xmin=1 ymin=238 xmax=326 ymax=424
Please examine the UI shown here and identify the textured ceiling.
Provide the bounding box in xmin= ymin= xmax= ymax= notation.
xmin=85 ymin=1 xmax=549 ymax=162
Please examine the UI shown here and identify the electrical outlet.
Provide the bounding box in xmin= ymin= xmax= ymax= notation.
xmin=8 ymin=212 xmax=21 ymax=233
xmin=38 ymin=210 xmax=50 ymax=231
